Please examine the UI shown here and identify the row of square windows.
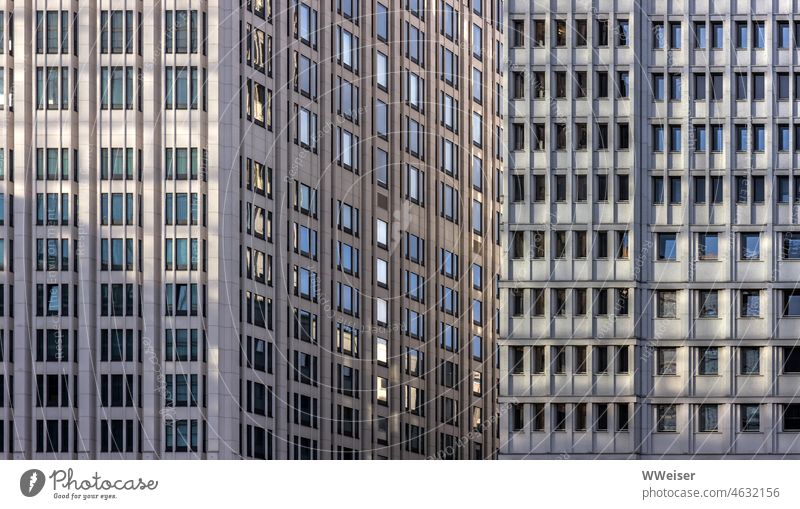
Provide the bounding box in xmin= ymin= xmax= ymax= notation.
xmin=509 ymin=229 xmax=800 ymax=262
xmin=507 ymin=345 xmax=800 ymax=377
xmin=510 ymin=18 xmax=800 ymax=52
xmin=508 ymin=287 xmax=800 ymax=319
xmin=509 ymin=121 xmax=800 ymax=153
xmin=511 ymin=70 xmax=800 ymax=104
xmin=507 ymin=173 xmax=800 ymax=206
xmin=508 ymin=402 xmax=800 ymax=434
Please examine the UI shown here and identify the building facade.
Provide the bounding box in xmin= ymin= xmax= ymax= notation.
xmin=0 ymin=0 xmax=502 ymax=459
xmin=501 ymin=0 xmax=800 ymax=458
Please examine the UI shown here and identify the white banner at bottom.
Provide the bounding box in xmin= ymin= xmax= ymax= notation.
xmin=0 ymin=460 xmax=798 ymax=508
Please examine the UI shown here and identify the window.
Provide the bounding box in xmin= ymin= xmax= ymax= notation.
xmin=657 ymin=291 xmax=676 ymax=318
xmin=740 ymin=233 xmax=760 ymax=260
xmin=784 ymin=348 xmax=800 ymax=373
xmin=618 ymin=123 xmax=630 ymax=150
xmin=653 ymin=126 xmax=664 ymax=152
xmin=656 ymin=405 xmax=677 ymax=432
xmin=736 ymin=22 xmax=747 ymax=49
xmin=596 ymin=123 xmax=608 ymax=150
xmin=669 ymin=22 xmax=681 ymax=49
xmin=652 ymin=22 xmax=665 ymax=49
xmin=711 ymin=22 xmax=723 ymax=49
xmin=441 ymin=3 xmax=457 ymax=40
xmin=652 ymin=73 xmax=665 ymax=101
xmin=575 ymin=19 xmax=587 ymax=46
xmin=741 ymin=290 xmax=760 ymax=317
xmin=554 ymin=231 xmax=566 ymax=258
xmin=596 ymin=71 xmax=608 ymax=98
xmin=472 ymin=336 xmax=482 ymax=361
xmin=36 ymin=66 xmax=74 ymax=110
xmin=472 ymin=299 xmax=482 ymax=325
xmin=710 ymin=176 xmax=723 ymax=203
xmin=616 ymin=231 xmax=629 ymax=259
xmin=336 ymin=128 xmax=359 ymax=171
xmin=512 ymin=20 xmax=525 ymax=48
xmin=652 ymin=177 xmax=664 ymax=205
xmin=376 ymin=3 xmax=388 ymax=41
xmin=778 ymin=22 xmax=790 ymax=49
xmin=778 ymin=74 xmax=790 ymax=101
xmin=657 ymin=348 xmax=677 ymax=375
xmin=735 ymin=74 xmax=747 ymax=100
xmin=657 ymin=233 xmax=677 ymax=260
xmin=740 ymin=405 xmax=760 ymax=432
xmin=296 ymin=106 xmax=317 ymax=149
xmin=698 ymin=405 xmax=718 ymax=432
xmin=617 ymin=71 xmax=629 ymax=98
xmin=670 ymin=126 xmax=681 ymax=152
xmin=783 ymin=176 xmax=796 ymax=204
xmin=374 ymin=100 xmax=388 ymax=139
xmin=164 ymin=10 xmax=201 ymax=55
xmin=472 ymin=112 xmax=482 ymax=146
xmin=698 ymin=347 xmax=718 ymax=375
xmin=667 ymin=176 xmax=681 ymax=204
xmin=783 ymin=233 xmax=800 ymax=259
xmin=594 ymin=404 xmax=608 ymax=431
xmin=596 ymin=19 xmax=608 ymax=46
xmin=375 ymin=258 xmax=388 ymax=287
xmin=778 ymin=125 xmax=791 ymax=151
xmin=374 ymin=148 xmax=388 ymax=188
xmin=694 ymin=22 xmax=706 ymax=49
xmin=617 ymin=20 xmax=629 ymax=46
xmin=165 ymin=66 xmax=204 ymax=111
xmin=753 ymin=22 xmax=765 ymax=49
xmin=555 ymin=124 xmax=567 ymax=150
xmin=753 ymin=75 xmax=765 ymax=101
xmin=784 ymin=405 xmax=800 ymax=431
xmin=740 ymin=347 xmax=760 ymax=375
xmin=575 ymin=175 xmax=587 ymax=202
xmin=472 ymin=200 xmax=482 ymax=235
xmin=567 ymin=346 xmax=585 ymax=375
xmin=407 ymin=70 xmax=423 ymax=109
xmin=669 ymin=73 xmax=681 ymax=100
xmin=405 ymin=23 xmax=424 ymax=64
xmin=512 ymin=123 xmax=525 ymax=151
xmin=376 ymin=52 xmax=388 ymax=90
xmin=296 ymin=3 xmax=318 ymax=48
xmin=693 ymin=73 xmax=706 ymax=101
xmin=783 ymin=290 xmax=800 ymax=316
xmin=296 ymin=54 xmax=318 ymax=98
xmin=472 ymin=24 xmax=482 ymax=58
xmin=699 ymin=290 xmax=718 ymax=318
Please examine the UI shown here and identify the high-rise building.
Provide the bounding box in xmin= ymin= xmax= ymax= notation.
xmin=0 ymin=0 xmax=502 ymax=459
xmin=501 ymin=1 xmax=800 ymax=458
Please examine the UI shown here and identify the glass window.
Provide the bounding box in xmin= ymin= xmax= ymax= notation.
xmin=657 ymin=233 xmax=677 ymax=260
xmin=657 ymin=348 xmax=677 ymax=375
xmin=741 ymin=404 xmax=760 ymax=432
xmin=699 ymin=290 xmax=718 ymax=317
xmin=376 ymin=3 xmax=388 ymax=41
xmin=656 ymin=405 xmax=676 ymax=432
xmin=740 ymin=233 xmax=760 ymax=260
xmin=740 ymin=347 xmax=760 ymax=375
xmin=657 ymin=291 xmax=676 ymax=318
xmin=698 ymin=347 xmax=718 ymax=375
xmin=698 ymin=405 xmax=718 ymax=432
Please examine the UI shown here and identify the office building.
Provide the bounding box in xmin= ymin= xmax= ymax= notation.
xmin=501 ymin=0 xmax=800 ymax=458
xmin=0 ymin=0 xmax=502 ymax=459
